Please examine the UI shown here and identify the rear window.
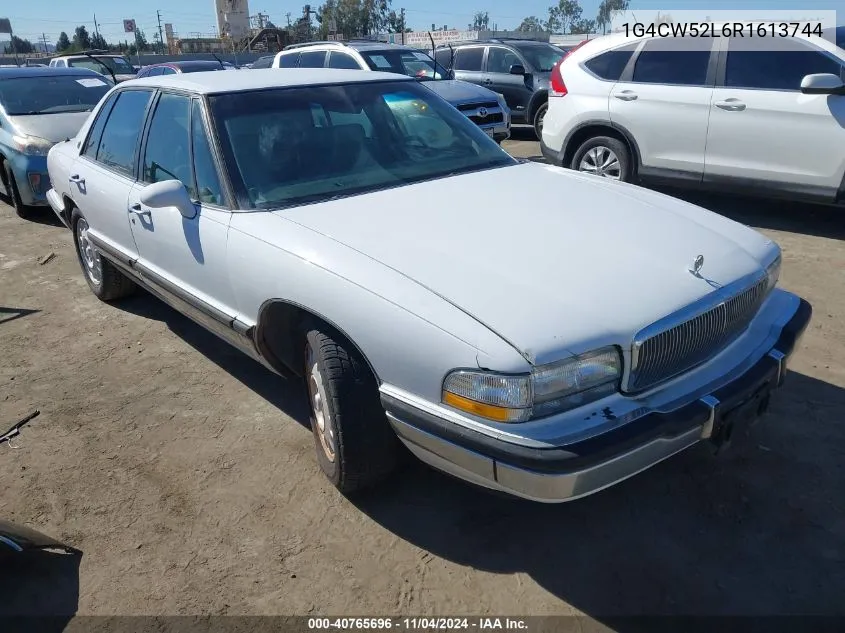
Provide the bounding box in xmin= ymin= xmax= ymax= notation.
xmin=583 ymin=44 xmax=636 ymax=80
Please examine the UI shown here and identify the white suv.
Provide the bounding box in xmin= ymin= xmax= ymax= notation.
xmin=541 ymin=30 xmax=845 ymax=205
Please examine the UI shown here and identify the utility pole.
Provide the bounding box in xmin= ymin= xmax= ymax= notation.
xmin=157 ymin=10 xmax=165 ymax=55
xmin=41 ymin=32 xmax=49 ymax=53
xmin=93 ymin=13 xmax=100 ymax=43
xmin=400 ymin=8 xmax=405 ymax=45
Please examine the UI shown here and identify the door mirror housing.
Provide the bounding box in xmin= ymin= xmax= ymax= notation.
xmin=140 ymin=180 xmax=197 ymax=219
xmin=800 ymin=73 xmax=845 ymax=95
xmin=509 ymin=64 xmax=526 ymax=76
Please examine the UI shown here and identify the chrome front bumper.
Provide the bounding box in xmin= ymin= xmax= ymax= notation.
xmin=381 ymin=298 xmax=812 ymax=503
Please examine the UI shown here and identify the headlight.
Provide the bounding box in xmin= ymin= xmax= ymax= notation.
xmin=765 ymin=252 xmax=781 ymax=293
xmin=442 ymin=346 xmax=622 ymax=423
xmin=495 ymin=92 xmax=509 ymax=113
xmin=12 ymin=135 xmax=53 ymax=156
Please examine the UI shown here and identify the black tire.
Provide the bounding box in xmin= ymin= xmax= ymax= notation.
xmin=532 ymin=101 xmax=548 ymax=141
xmin=3 ymin=161 xmax=31 ymax=219
xmin=571 ymin=135 xmax=633 ymax=182
xmin=303 ymin=326 xmax=400 ymax=495
xmin=70 ymin=208 xmax=136 ymax=301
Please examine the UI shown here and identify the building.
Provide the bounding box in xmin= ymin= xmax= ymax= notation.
xmin=215 ymin=0 xmax=250 ymax=41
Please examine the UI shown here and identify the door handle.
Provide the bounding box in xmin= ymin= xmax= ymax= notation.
xmin=68 ymin=174 xmax=85 ymax=185
xmin=714 ymin=100 xmax=746 ymax=111
xmin=129 ymin=203 xmax=150 ymax=216
xmin=614 ymin=91 xmax=638 ymax=101
xmin=482 ymin=78 xmax=493 ymax=84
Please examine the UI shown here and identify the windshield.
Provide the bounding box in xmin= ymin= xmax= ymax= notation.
xmin=514 ymin=43 xmax=566 ymax=72
xmin=360 ymin=50 xmax=449 ymax=80
xmin=0 ymin=75 xmax=112 ymax=115
xmin=208 ymin=80 xmax=515 ymax=210
xmin=69 ymin=56 xmax=134 ymax=74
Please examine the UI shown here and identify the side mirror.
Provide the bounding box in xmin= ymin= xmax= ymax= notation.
xmin=800 ymin=73 xmax=845 ymax=95
xmin=140 ymin=179 xmax=197 ymax=219
xmin=509 ymin=64 xmax=526 ymax=76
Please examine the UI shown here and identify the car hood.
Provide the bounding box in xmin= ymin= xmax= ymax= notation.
xmin=279 ymin=162 xmax=773 ymax=365
xmin=422 ymin=79 xmax=499 ymax=103
xmin=8 ymin=112 xmax=92 ymax=143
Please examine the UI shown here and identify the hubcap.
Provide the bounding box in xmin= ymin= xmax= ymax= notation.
xmin=306 ymin=346 xmax=336 ymax=462
xmin=536 ymin=107 xmax=546 ymax=133
xmin=579 ymin=146 xmax=622 ymax=180
xmin=76 ymin=218 xmax=102 ymax=285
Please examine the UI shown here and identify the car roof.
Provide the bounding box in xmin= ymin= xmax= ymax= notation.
xmin=118 ymin=67 xmax=414 ymax=94
xmin=146 ymin=60 xmax=224 ymax=70
xmin=0 ymin=66 xmax=107 ymax=79
xmin=280 ymin=42 xmax=419 ymax=53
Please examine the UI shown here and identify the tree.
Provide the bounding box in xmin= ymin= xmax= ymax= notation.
xmin=4 ymin=35 xmax=36 ymax=54
xmin=517 ymin=16 xmax=545 ymax=33
xmin=134 ymin=29 xmax=150 ymax=52
xmin=316 ymin=0 xmax=392 ymax=39
xmin=386 ymin=10 xmax=410 ymax=33
xmin=472 ymin=11 xmax=489 ymax=31
xmin=549 ymin=0 xmax=583 ymax=34
xmin=90 ymin=32 xmax=108 ymax=50
xmin=56 ymin=31 xmax=71 ymax=52
xmin=570 ymin=18 xmax=596 ymax=34
xmin=596 ymin=0 xmax=629 ymax=34
xmin=73 ymin=25 xmax=91 ymax=50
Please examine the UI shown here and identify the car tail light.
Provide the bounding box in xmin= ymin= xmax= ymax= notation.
xmin=550 ymin=60 xmax=567 ymax=97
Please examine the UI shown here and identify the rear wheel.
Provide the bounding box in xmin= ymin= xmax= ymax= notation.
xmin=532 ymin=102 xmax=548 ymax=140
xmin=2 ymin=162 xmax=31 ymax=219
xmin=71 ymin=208 xmax=136 ymax=301
xmin=571 ymin=136 xmax=632 ymax=182
xmin=303 ymin=326 xmax=400 ymax=495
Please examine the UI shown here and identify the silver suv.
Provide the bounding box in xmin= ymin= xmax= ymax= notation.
xmin=274 ymin=41 xmax=511 ymax=143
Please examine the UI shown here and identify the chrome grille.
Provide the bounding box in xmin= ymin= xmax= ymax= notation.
xmin=626 ymin=274 xmax=770 ymax=393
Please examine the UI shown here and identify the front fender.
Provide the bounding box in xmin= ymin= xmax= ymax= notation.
xmin=227 ymin=213 xmax=530 ymax=404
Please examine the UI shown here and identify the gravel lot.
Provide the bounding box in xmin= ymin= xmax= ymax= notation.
xmin=2 ymin=130 xmax=844 ymax=622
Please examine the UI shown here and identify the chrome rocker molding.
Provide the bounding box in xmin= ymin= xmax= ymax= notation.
xmin=381 ymin=299 xmax=812 ymax=503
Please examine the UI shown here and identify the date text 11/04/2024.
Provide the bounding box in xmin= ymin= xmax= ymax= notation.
xmin=621 ymin=21 xmax=825 ymax=39
xmin=307 ymin=618 xmax=528 ymax=630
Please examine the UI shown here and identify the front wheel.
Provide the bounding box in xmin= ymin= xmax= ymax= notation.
xmin=571 ymin=136 xmax=632 ymax=182
xmin=3 ymin=162 xmax=31 ymax=219
xmin=71 ymin=209 xmax=137 ymax=301
xmin=532 ymin=102 xmax=548 ymax=141
xmin=303 ymin=327 xmax=400 ymax=494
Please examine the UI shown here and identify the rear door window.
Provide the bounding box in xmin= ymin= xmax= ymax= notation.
xmin=299 ymin=51 xmax=327 ymax=68
xmin=632 ymin=38 xmax=712 ymax=86
xmin=453 ymin=47 xmax=484 ymax=71
xmin=94 ymin=89 xmax=153 ymax=176
xmin=277 ymin=53 xmax=299 ymax=68
xmin=82 ymin=92 xmax=120 ymax=159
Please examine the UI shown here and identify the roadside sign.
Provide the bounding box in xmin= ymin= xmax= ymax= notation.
xmin=0 ymin=18 xmax=13 ymax=35
xmin=123 ymin=19 xmax=136 ymax=33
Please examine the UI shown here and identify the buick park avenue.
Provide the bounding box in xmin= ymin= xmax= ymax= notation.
xmin=46 ymin=69 xmax=811 ymax=502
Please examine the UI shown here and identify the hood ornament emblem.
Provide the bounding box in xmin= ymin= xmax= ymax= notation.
xmin=690 ymin=255 xmax=704 ymax=276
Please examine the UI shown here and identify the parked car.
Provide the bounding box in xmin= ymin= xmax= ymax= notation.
xmin=541 ymin=31 xmax=845 ymax=205
xmin=436 ymin=38 xmax=570 ymax=139
xmin=248 ymin=55 xmax=276 ymax=69
xmin=49 ymin=50 xmax=137 ymax=83
xmin=0 ymin=67 xmax=113 ymax=218
xmin=46 ymin=69 xmax=811 ymax=503
xmin=274 ymin=41 xmax=510 ymax=143
xmin=135 ymin=60 xmax=230 ymax=78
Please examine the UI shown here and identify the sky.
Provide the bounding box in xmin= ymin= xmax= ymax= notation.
xmin=2 ymin=0 xmax=842 ymax=47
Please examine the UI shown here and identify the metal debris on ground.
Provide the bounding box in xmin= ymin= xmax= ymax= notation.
xmin=38 ymin=252 xmax=56 ymax=266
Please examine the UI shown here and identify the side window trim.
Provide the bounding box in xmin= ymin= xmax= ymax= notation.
xmin=189 ymin=97 xmax=229 ymax=210
xmin=620 ymin=37 xmax=718 ymax=87
xmin=136 ymin=90 xmax=164 ymax=182
xmin=715 ymin=36 xmax=845 ymax=91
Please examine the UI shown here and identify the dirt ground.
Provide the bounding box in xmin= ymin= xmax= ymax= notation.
xmin=1 ymin=132 xmax=844 ymax=622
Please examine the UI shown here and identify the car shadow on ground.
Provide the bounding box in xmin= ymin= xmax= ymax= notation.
xmin=354 ymin=371 xmax=845 ymax=620
xmin=115 ymin=291 xmax=311 ymax=429
xmin=653 ymin=187 xmax=844 ymax=242
xmin=0 ymin=549 xmax=81 ymax=628
xmin=0 ymin=198 xmax=64 ymax=228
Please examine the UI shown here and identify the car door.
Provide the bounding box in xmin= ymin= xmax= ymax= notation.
xmin=127 ymin=92 xmax=237 ymax=318
xmin=485 ymin=46 xmax=531 ymax=113
xmin=704 ymin=36 xmax=845 ymax=196
xmin=450 ymin=46 xmax=486 ymax=87
xmin=609 ymin=36 xmax=716 ymax=180
xmin=71 ymin=88 xmax=154 ymax=260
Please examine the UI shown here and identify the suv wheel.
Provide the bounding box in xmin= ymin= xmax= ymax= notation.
xmin=532 ymin=102 xmax=548 ymax=140
xmin=571 ymin=136 xmax=632 ymax=182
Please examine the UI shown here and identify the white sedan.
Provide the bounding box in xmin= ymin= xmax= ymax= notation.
xmin=46 ymin=68 xmax=812 ymax=503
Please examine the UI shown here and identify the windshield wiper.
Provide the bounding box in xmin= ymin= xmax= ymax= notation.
xmin=81 ymin=51 xmax=117 ymax=84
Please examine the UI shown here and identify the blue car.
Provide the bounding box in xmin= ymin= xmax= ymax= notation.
xmin=0 ymin=67 xmax=113 ymax=218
